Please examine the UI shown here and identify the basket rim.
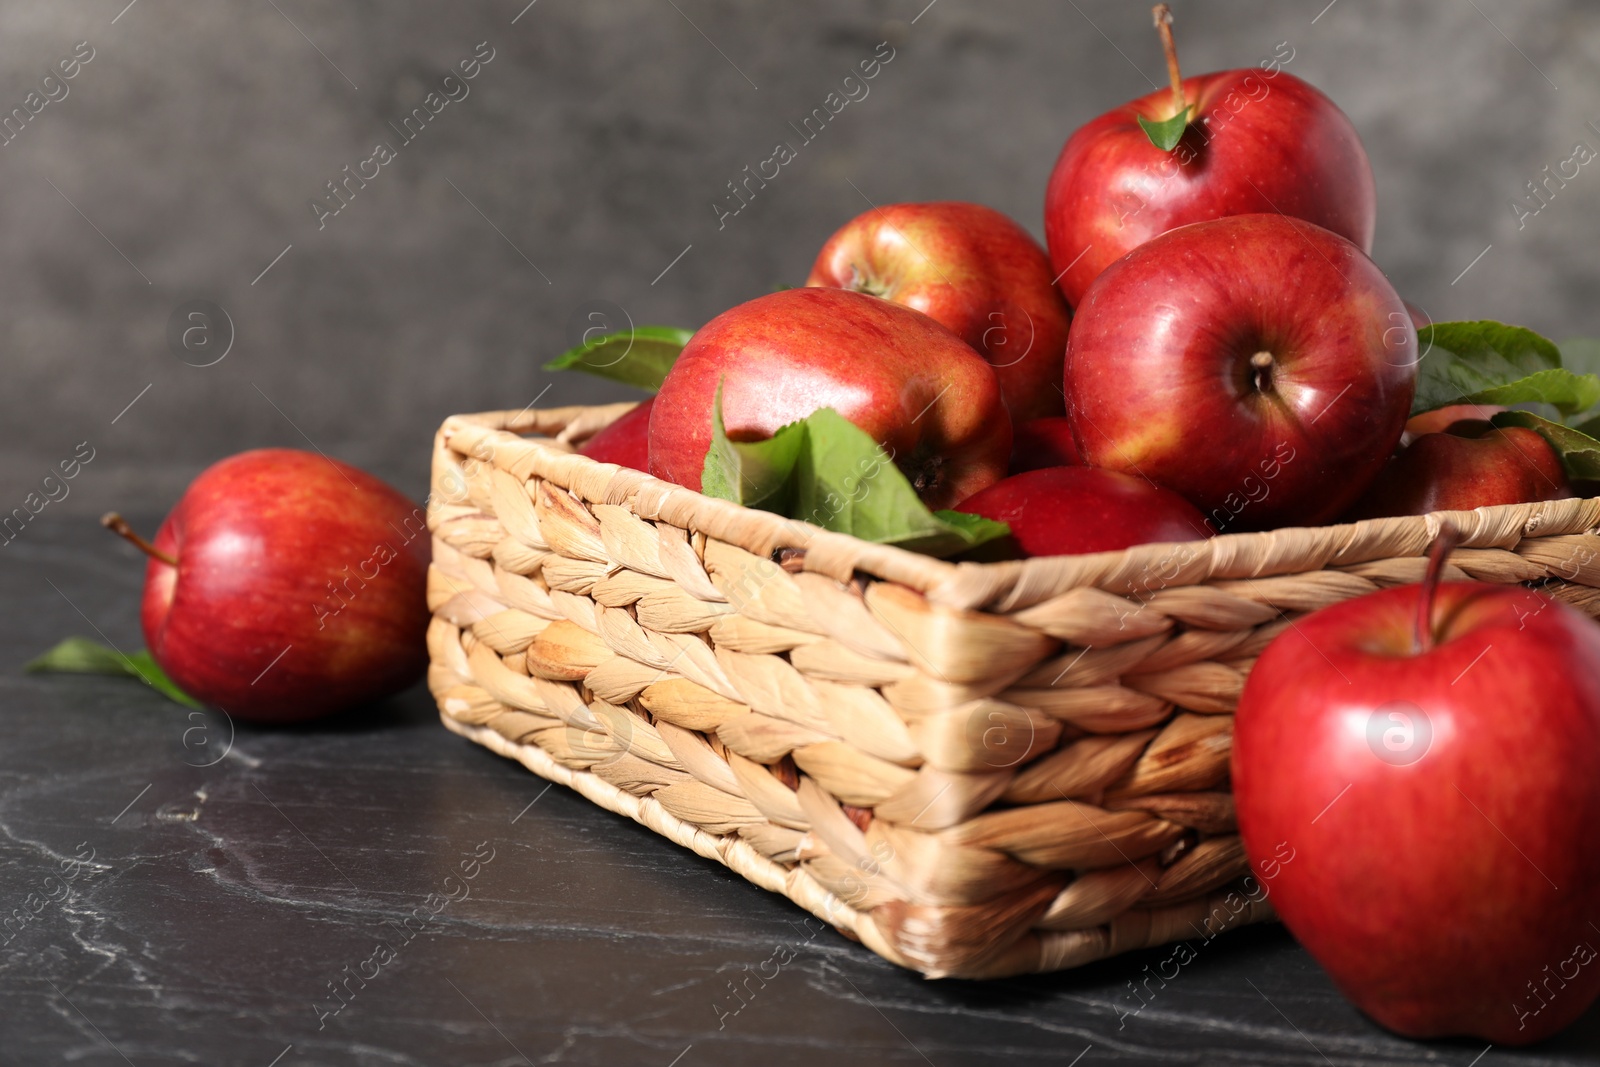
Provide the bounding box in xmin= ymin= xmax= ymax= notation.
xmin=434 ymin=405 xmax=1600 ymax=614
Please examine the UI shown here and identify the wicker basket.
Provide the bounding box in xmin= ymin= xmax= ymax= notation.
xmin=425 ymin=402 xmax=1600 ymax=979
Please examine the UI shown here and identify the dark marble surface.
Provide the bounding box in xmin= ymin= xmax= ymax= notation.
xmin=0 ymin=523 xmax=1595 ymax=1067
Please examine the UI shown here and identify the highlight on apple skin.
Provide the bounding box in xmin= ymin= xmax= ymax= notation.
xmin=648 ymin=287 xmax=1012 ymax=511
xmin=806 ymin=200 xmax=1072 ymax=422
xmin=1063 ymin=213 xmax=1416 ymax=531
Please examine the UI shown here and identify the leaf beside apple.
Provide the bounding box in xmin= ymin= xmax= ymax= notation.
xmin=1136 ymin=107 xmax=1191 ymax=152
xmin=27 ymin=637 xmax=203 ymax=709
xmin=1413 ymin=321 xmax=1600 ymax=418
xmin=543 ymin=326 xmax=693 ymax=392
xmin=699 ymin=393 xmax=1010 ymax=558
xmin=700 ymin=383 xmax=802 ymax=513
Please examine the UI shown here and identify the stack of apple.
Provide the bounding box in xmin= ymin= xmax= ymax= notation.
xmin=580 ymin=33 xmax=1580 ymax=557
xmin=73 ymin=5 xmax=1598 ymax=1046
xmin=567 ymin=6 xmax=1600 ymax=1046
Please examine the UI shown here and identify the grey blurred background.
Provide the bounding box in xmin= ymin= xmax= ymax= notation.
xmin=1 ymin=0 xmax=1597 ymax=529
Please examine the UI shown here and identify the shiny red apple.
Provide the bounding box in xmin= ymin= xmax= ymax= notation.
xmin=1347 ymin=423 xmax=1570 ymax=518
xmin=578 ymin=397 xmax=652 ymax=471
xmin=1043 ymin=21 xmax=1373 ymax=307
xmin=1010 ymin=415 xmax=1082 ymax=473
xmin=806 ymin=201 xmax=1070 ymax=422
xmin=1065 ymin=213 xmax=1416 ymax=531
xmin=1233 ymin=536 xmax=1600 ymax=1043
xmin=956 ymin=466 xmax=1212 ymax=557
xmin=105 ymin=449 xmax=430 ymax=722
xmin=649 ymin=287 xmax=1010 ymax=510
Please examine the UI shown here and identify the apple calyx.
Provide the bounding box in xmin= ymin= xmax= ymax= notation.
xmin=903 ymin=447 xmax=948 ymax=499
xmin=101 ymin=511 xmax=177 ymax=568
xmin=1414 ymin=523 xmax=1460 ymax=654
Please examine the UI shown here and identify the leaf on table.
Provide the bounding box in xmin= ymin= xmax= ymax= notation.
xmin=542 ymin=325 xmax=693 ymax=392
xmin=27 ymin=637 xmax=203 ymax=709
xmin=1413 ymin=320 xmax=1599 ymax=417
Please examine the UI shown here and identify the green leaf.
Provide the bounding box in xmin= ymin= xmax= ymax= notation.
xmin=1491 ymin=411 xmax=1600 ymax=481
xmin=701 ymin=383 xmax=804 ymax=512
xmin=1434 ymin=366 xmax=1600 ymax=417
xmin=542 ymin=325 xmax=693 ymax=392
xmin=701 ymin=401 xmax=1010 ymax=558
xmin=1412 ymin=320 xmax=1599 ymax=416
xmin=1137 ymin=107 xmax=1190 ymax=151
xmin=27 ymin=638 xmax=203 ymax=709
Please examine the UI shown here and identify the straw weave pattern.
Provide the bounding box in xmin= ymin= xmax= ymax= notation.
xmin=426 ymin=403 xmax=1600 ymax=978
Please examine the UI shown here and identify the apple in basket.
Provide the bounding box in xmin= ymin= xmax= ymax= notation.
xmin=578 ymin=397 xmax=653 ymax=472
xmin=1064 ymin=213 xmax=1416 ymax=531
xmin=1232 ymin=531 xmax=1600 ymax=1044
xmin=102 ymin=449 xmax=430 ymax=722
xmin=1345 ymin=421 xmax=1571 ymax=519
xmin=1043 ymin=5 xmax=1374 ymax=305
xmin=648 ymin=287 xmax=1011 ymax=510
xmin=956 ymin=466 xmax=1212 ymax=557
xmin=805 ymin=200 xmax=1072 ymax=422
xmin=1009 ymin=415 xmax=1082 ymax=473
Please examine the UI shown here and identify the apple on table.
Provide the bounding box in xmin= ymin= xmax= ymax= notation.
xmin=1233 ymin=532 xmax=1600 ymax=1043
xmin=104 ymin=449 xmax=431 ymax=722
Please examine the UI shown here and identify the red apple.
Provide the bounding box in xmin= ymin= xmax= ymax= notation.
xmin=1010 ymin=415 xmax=1081 ymax=473
xmin=1044 ymin=41 xmax=1374 ymax=307
xmin=1233 ymin=537 xmax=1600 ymax=1043
xmin=649 ymin=287 xmax=1010 ymax=510
xmin=1065 ymin=214 xmax=1416 ymax=531
xmin=106 ymin=449 xmax=430 ymax=722
xmin=956 ymin=466 xmax=1212 ymax=557
xmin=1348 ymin=424 xmax=1570 ymax=518
xmin=578 ymin=397 xmax=652 ymax=471
xmin=805 ymin=201 xmax=1070 ymax=422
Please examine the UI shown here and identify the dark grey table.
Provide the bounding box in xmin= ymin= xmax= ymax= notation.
xmin=2 ymin=520 xmax=1595 ymax=1067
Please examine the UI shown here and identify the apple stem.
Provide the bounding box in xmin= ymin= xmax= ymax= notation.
xmin=1152 ymin=4 xmax=1185 ymax=115
xmin=100 ymin=512 xmax=178 ymax=567
xmin=1415 ymin=523 xmax=1460 ymax=654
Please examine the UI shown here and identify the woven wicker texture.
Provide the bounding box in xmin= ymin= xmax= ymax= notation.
xmin=426 ymin=403 xmax=1600 ymax=979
